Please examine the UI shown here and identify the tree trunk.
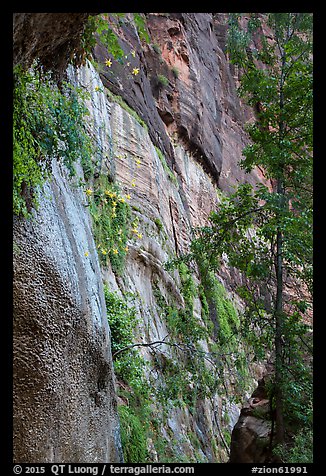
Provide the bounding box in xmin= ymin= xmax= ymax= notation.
xmin=274 ymin=222 xmax=285 ymax=444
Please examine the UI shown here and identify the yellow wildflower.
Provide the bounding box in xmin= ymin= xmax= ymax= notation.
xmin=85 ymin=188 xmax=93 ymax=196
xmin=112 ymin=201 xmax=117 ymax=207
xmin=137 ymin=233 xmax=143 ymax=239
xmin=125 ymin=194 xmax=131 ymax=200
xmin=131 ymin=180 xmax=136 ymax=187
xmin=136 ymin=159 xmax=141 ymax=165
xmin=112 ymin=213 xmax=117 ymax=218
xmin=105 ymin=58 xmax=112 ymax=67
xmin=132 ymin=68 xmax=140 ymax=76
xmin=131 ymin=49 xmax=136 ymax=58
xmin=119 ymin=197 xmax=125 ymax=203
xmin=124 ymin=246 xmax=129 ymax=252
xmin=101 ymin=249 xmax=107 ymax=255
xmin=95 ymin=86 xmax=100 ymax=92
xmin=112 ymin=248 xmax=119 ymax=255
xmin=131 ymin=228 xmax=139 ymax=234
xmin=84 ymin=251 xmax=89 ymax=257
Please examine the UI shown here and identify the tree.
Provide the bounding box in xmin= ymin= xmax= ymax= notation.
xmin=190 ymin=13 xmax=313 ymax=451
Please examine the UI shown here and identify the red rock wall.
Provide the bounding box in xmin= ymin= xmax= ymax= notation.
xmin=95 ymin=13 xmax=263 ymax=193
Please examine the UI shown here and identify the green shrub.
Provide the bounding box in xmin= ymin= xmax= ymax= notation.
xmin=201 ymin=270 xmax=240 ymax=343
xmin=152 ymin=43 xmax=162 ymax=55
xmin=274 ymin=428 xmax=313 ymax=463
xmin=104 ymin=287 xmax=143 ymax=384
xmin=171 ymin=66 xmax=179 ymax=78
xmin=157 ymin=74 xmax=169 ymax=87
xmin=118 ymin=405 xmax=149 ymax=462
xmin=89 ymin=176 xmax=131 ymax=274
xmin=154 ymin=217 xmax=163 ymax=232
xmin=154 ymin=146 xmax=177 ymax=185
xmin=104 ymin=287 xmax=152 ymax=461
xmin=13 ymin=65 xmax=93 ymax=217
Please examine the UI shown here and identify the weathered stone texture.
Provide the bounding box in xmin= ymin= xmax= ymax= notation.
xmin=13 ymin=13 xmax=96 ymax=75
xmin=13 ymin=161 xmax=122 ymax=463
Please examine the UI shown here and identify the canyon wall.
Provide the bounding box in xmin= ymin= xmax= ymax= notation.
xmin=13 ymin=13 xmax=266 ymax=463
xmin=13 ymin=158 xmax=123 ymax=463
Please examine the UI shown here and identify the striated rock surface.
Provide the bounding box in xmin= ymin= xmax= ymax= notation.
xmin=95 ymin=13 xmax=263 ymax=192
xmin=13 ymin=160 xmax=123 ymax=463
xmin=75 ymin=60 xmax=263 ymax=461
xmin=13 ymin=13 xmax=97 ymax=75
xmin=13 ymin=13 xmax=270 ymax=463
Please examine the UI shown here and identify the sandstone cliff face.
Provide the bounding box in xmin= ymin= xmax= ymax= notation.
xmin=13 ymin=13 xmax=97 ymax=75
xmin=96 ymin=13 xmax=263 ymax=193
xmin=13 ymin=13 xmax=266 ymax=463
xmin=13 ymin=159 xmax=123 ymax=463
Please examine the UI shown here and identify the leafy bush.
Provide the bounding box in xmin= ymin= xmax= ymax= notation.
xmin=89 ymin=176 xmax=131 ymax=274
xmin=157 ymin=74 xmax=169 ymax=87
xmin=274 ymin=428 xmax=313 ymax=463
xmin=13 ymin=65 xmax=93 ymax=217
xmin=104 ymin=287 xmax=143 ymax=383
xmin=118 ymin=405 xmax=149 ymax=462
xmin=171 ymin=66 xmax=179 ymax=78
xmin=104 ymin=287 xmax=152 ymax=461
xmin=154 ymin=217 xmax=163 ymax=232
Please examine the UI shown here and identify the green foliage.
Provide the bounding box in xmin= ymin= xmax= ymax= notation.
xmin=154 ymin=357 xmax=193 ymax=407
xmin=104 ymin=287 xmax=152 ymax=462
xmin=156 ymin=262 xmax=207 ymax=345
xmin=274 ymin=428 xmax=313 ymax=463
xmin=118 ymin=405 xmax=149 ymax=462
xmin=13 ymin=65 xmax=93 ymax=217
xmin=89 ymin=176 xmax=131 ymax=275
xmin=198 ymin=284 xmax=210 ymax=324
xmin=171 ymin=66 xmax=179 ymax=78
xmin=82 ymin=13 xmax=150 ymax=65
xmin=154 ymin=217 xmax=163 ymax=232
xmin=226 ymin=14 xmax=251 ymax=67
xmin=134 ymin=13 xmax=150 ymax=43
xmin=154 ymin=146 xmax=177 ymax=185
xmin=198 ymin=12 xmax=314 ymax=450
xmin=227 ymin=14 xmax=313 ymax=190
xmin=104 ymin=288 xmax=138 ymax=354
xmin=280 ymin=313 xmax=313 ymax=429
xmin=212 ymin=279 xmax=240 ymax=342
xmin=83 ymin=15 xmax=125 ymax=60
xmin=177 ymin=261 xmax=197 ymax=313
xmin=157 ymin=74 xmax=169 ymax=87
xmin=152 ymin=43 xmax=162 ymax=55
xmin=152 ymin=279 xmax=210 ymax=408
xmin=153 ymin=256 xmax=251 ymax=408
xmin=197 ymin=264 xmax=251 ymax=396
xmin=107 ymin=89 xmax=148 ymax=131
